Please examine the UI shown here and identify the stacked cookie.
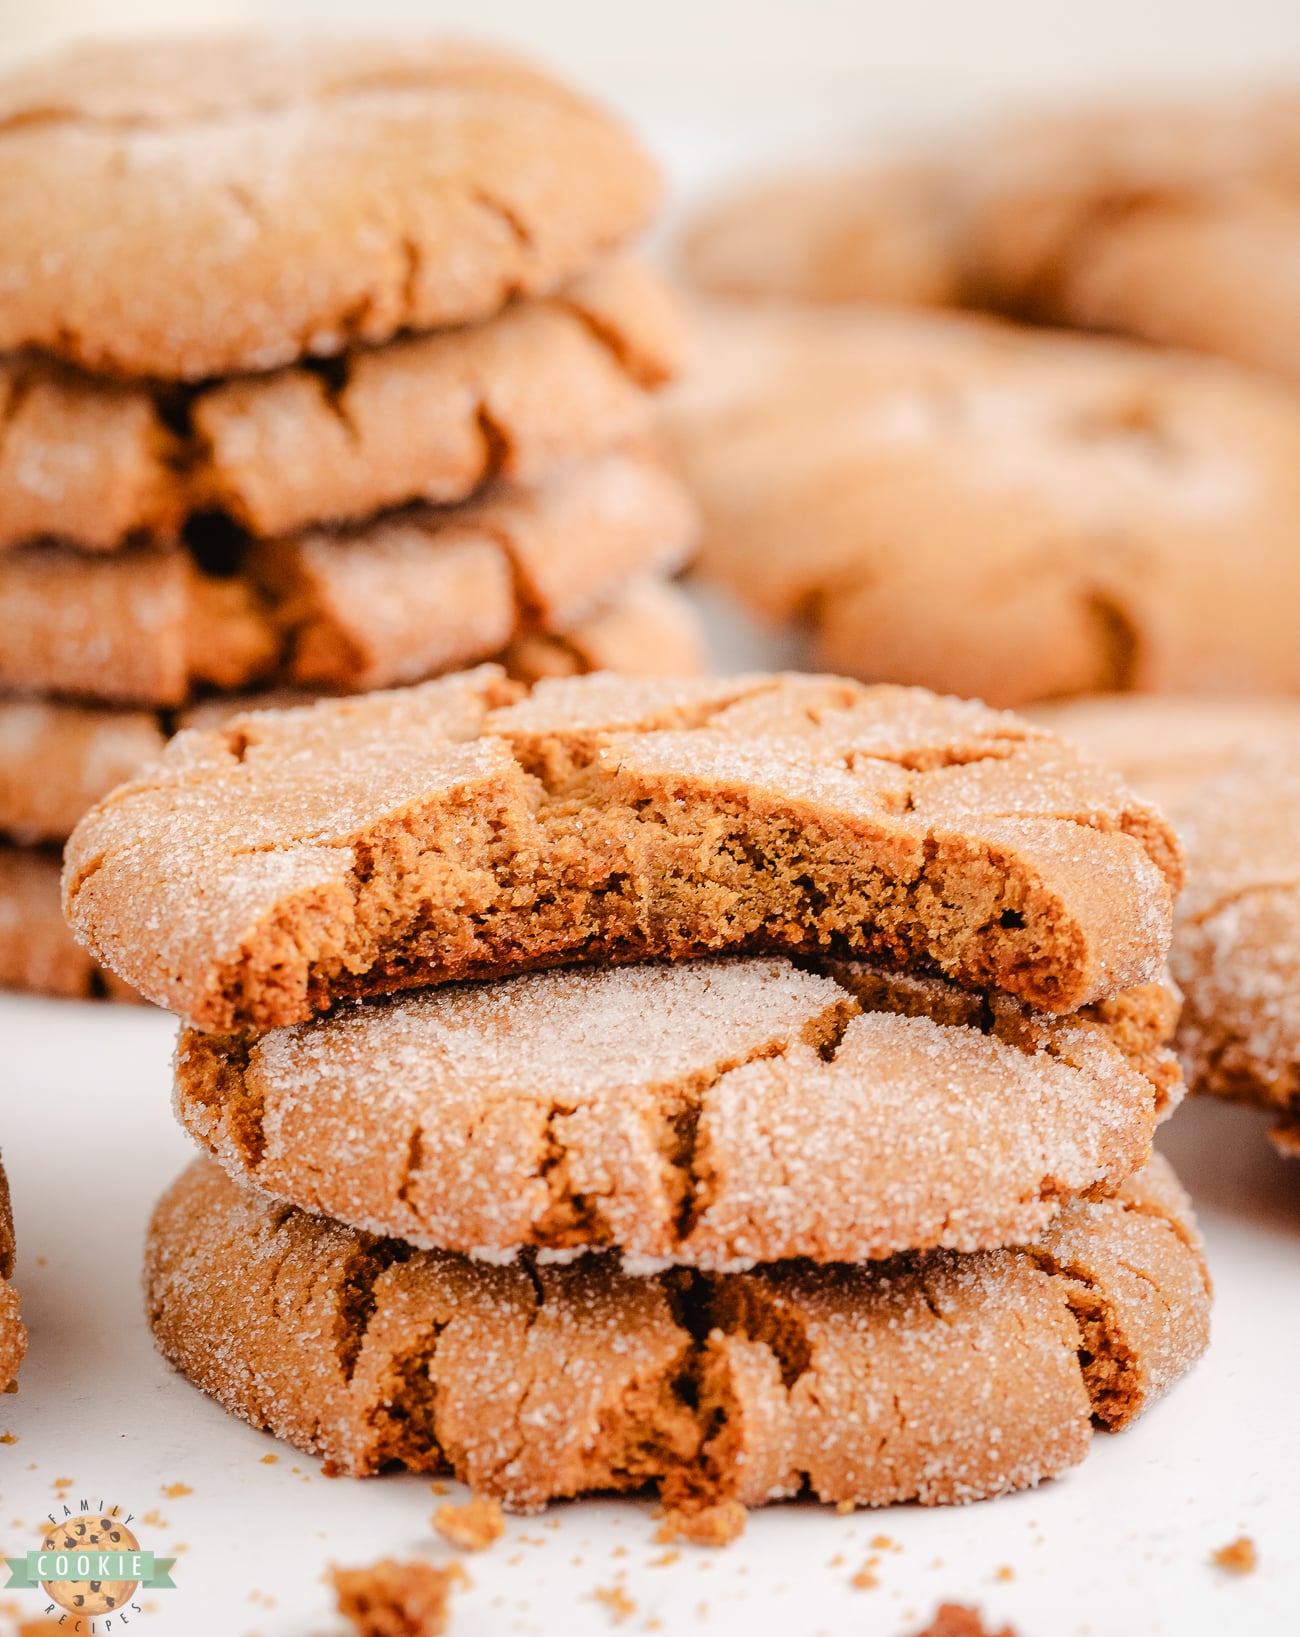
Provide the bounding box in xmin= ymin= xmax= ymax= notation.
xmin=0 ymin=35 xmax=701 ymax=997
xmin=65 ymin=668 xmax=1211 ymax=1520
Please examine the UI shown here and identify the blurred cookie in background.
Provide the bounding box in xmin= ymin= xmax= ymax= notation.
xmin=681 ymin=88 xmax=1300 ymax=386
xmin=664 ymin=300 xmax=1300 ymax=707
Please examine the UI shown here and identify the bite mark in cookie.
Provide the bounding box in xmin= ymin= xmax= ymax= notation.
xmin=64 ymin=669 xmax=1182 ymax=1029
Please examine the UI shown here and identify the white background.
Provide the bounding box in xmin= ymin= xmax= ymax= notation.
xmin=2 ymin=1 xmax=1300 ymax=1632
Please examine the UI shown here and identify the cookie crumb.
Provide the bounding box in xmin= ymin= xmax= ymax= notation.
xmin=162 ymin=1482 xmax=193 ymax=1498
xmin=654 ymin=1502 xmax=747 ymax=1547
xmin=871 ymin=1534 xmax=897 ymax=1551
xmin=649 ymin=1551 xmax=679 ymax=1568
xmin=432 ymin=1496 xmax=504 ymax=1552
xmin=1212 ymin=1537 xmax=1257 ymax=1574
xmin=332 ymin=1558 xmax=465 ymax=1637
xmin=260 ymin=1454 xmax=278 ymax=1465
xmin=0 ymin=1433 xmax=16 ymax=1444
xmin=909 ymin=1605 xmax=1016 ymax=1637
xmin=995 ymin=1565 xmax=1015 ymax=1582
xmin=850 ymin=1563 xmax=879 ymax=1590
xmin=591 ymin=1583 xmax=637 ymax=1624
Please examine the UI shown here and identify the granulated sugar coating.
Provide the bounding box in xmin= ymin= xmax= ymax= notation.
xmin=175 ymin=957 xmax=1183 ymax=1265
xmin=64 ymin=667 xmax=1182 ymax=1031
xmin=0 ymin=36 xmax=661 ymax=381
xmin=144 ymin=1155 xmax=1211 ymax=1512
xmin=1171 ymin=734 xmax=1300 ymax=1153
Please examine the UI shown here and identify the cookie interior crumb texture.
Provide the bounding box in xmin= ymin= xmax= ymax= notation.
xmin=64 ymin=668 xmax=1181 ymax=1031
xmin=144 ymin=1155 xmax=1210 ymax=1512
xmin=174 ymin=957 xmax=1183 ymax=1265
xmin=331 ymin=1558 xmax=465 ymax=1637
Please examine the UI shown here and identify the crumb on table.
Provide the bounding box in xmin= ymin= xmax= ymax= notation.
xmin=653 ymin=1501 xmax=747 ymax=1547
xmin=1212 ymin=1536 xmax=1257 ymax=1574
xmin=432 ymin=1495 xmax=505 ymax=1552
xmin=332 ymin=1558 xmax=466 ymax=1637
xmin=909 ymin=1604 xmax=1017 ymax=1637
xmin=591 ymin=1583 xmax=637 ymax=1625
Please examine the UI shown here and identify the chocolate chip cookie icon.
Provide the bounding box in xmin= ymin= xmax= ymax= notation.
xmin=40 ymin=1513 xmax=140 ymax=1616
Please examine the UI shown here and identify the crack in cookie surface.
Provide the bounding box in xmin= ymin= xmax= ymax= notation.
xmin=172 ymin=955 xmax=1183 ymax=1267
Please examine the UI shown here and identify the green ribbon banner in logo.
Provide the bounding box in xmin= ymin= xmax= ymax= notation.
xmin=4 ymin=1550 xmax=177 ymax=1589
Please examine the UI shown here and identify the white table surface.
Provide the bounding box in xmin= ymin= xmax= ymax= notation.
xmin=1 ymin=99 xmax=1298 ymax=1634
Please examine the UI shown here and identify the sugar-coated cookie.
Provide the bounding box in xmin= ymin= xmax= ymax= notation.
xmin=64 ymin=668 xmax=1181 ymax=1030
xmin=176 ymin=956 xmax=1181 ymax=1265
xmin=0 ymin=846 xmax=136 ymax=1000
xmin=144 ymin=1155 xmax=1210 ymax=1509
xmin=0 ymin=700 xmax=165 ymax=844
xmin=0 ymin=450 xmax=695 ymax=704
xmin=1170 ymin=736 xmax=1300 ymax=1154
xmin=0 ymin=36 xmax=659 ymax=380
xmin=666 ymin=301 xmax=1300 ymax=705
xmin=0 ymin=256 xmax=684 ymax=553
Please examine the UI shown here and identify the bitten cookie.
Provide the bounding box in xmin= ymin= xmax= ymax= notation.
xmin=0 ymin=36 xmax=660 ymax=380
xmin=0 ymin=1152 xmax=24 ymax=1393
xmin=0 ymin=701 xmax=165 ymax=844
xmin=175 ymin=956 xmax=1182 ymax=1266
xmin=0 ymin=449 xmax=696 ymax=704
xmin=0 ymin=255 xmax=685 ymax=554
xmin=64 ymin=667 xmax=1182 ymax=1031
xmin=0 ymin=847 xmax=135 ymax=1000
xmin=1028 ymin=695 xmax=1300 ymax=813
xmin=144 ymin=1155 xmax=1210 ymax=1510
xmin=1169 ymin=736 xmax=1300 ymax=1154
xmin=665 ymin=300 xmax=1300 ymax=704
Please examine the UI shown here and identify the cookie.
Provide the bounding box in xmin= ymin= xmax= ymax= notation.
xmin=665 ymin=300 xmax=1300 ymax=705
xmin=0 ymin=701 xmax=165 ymax=844
xmin=0 ymin=1152 xmax=23 ymax=1393
xmin=957 ymin=93 xmax=1300 ymax=385
xmin=175 ymin=955 xmax=1181 ymax=1267
xmin=1168 ymin=736 xmax=1300 ymax=1153
xmin=0 ymin=846 xmax=135 ymax=1000
xmin=0 ymin=35 xmax=659 ymax=381
xmin=681 ymin=158 xmax=965 ymax=307
xmin=144 ymin=1153 xmax=1210 ymax=1509
xmin=176 ymin=580 xmax=708 ymax=730
xmin=0 ymin=359 xmax=184 ymax=553
xmin=1028 ymin=695 xmax=1300 ymax=813
xmin=0 ymin=449 xmax=696 ymax=704
xmin=504 ymin=577 xmax=706 ymax=683
xmin=64 ymin=666 xmax=1182 ymax=1031
xmin=0 ymin=256 xmax=685 ymax=554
